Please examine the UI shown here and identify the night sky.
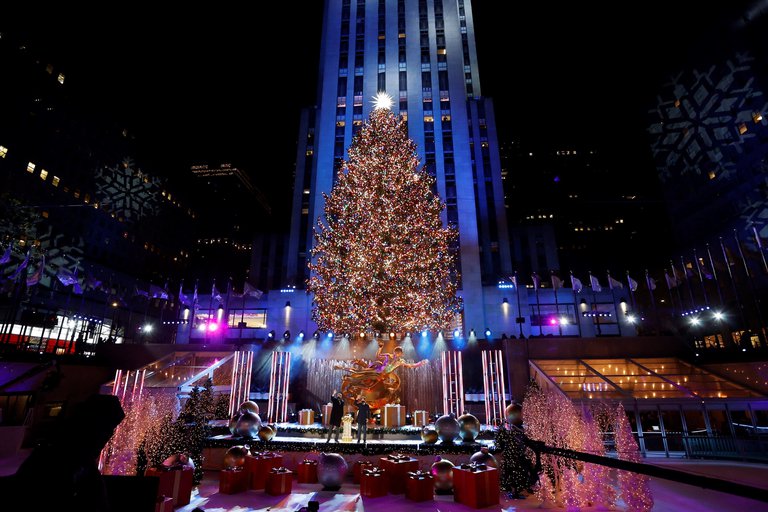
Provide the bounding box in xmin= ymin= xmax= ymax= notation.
xmin=11 ymin=1 xmax=752 ymax=225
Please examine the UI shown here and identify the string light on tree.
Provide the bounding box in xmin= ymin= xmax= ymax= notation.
xmin=308 ymin=99 xmax=460 ymax=335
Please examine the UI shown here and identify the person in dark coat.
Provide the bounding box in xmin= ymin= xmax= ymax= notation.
xmin=13 ymin=393 xmax=125 ymax=512
xmin=325 ymin=390 xmax=345 ymax=443
xmin=355 ymin=395 xmax=371 ymax=444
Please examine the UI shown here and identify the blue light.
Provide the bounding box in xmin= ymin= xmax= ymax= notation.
xmin=299 ymin=330 xmax=305 ymax=338
xmin=484 ymin=328 xmax=492 ymax=337
xmin=328 ymin=331 xmax=334 ymax=339
xmin=421 ymin=329 xmax=428 ymax=337
xmin=453 ymin=328 xmax=461 ymax=338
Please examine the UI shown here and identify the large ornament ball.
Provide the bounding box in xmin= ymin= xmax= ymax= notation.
xmin=162 ymin=453 xmax=195 ymax=469
xmin=435 ymin=414 xmax=460 ymax=443
xmin=235 ymin=411 xmax=262 ymax=438
xmin=469 ymin=446 xmax=498 ymax=468
xmin=430 ymin=456 xmax=455 ymax=492
xmin=239 ymin=400 xmax=260 ymax=415
xmin=258 ymin=425 xmax=276 ymax=442
xmin=421 ymin=427 xmax=438 ymax=444
xmin=458 ymin=413 xmax=481 ymax=442
xmin=223 ymin=445 xmax=250 ymax=468
xmin=318 ymin=452 xmax=349 ymax=490
xmin=505 ymin=402 xmax=523 ymax=426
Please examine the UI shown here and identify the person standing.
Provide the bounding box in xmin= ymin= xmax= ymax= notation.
xmin=326 ymin=390 xmax=344 ymax=443
xmin=355 ymin=395 xmax=370 ymax=444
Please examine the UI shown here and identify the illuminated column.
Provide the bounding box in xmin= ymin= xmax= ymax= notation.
xmin=441 ymin=351 xmax=464 ymax=416
xmin=481 ymin=350 xmax=507 ymax=426
xmin=112 ymin=368 xmax=146 ymax=405
xmin=267 ymin=351 xmax=291 ymax=423
xmin=228 ymin=350 xmax=254 ymax=417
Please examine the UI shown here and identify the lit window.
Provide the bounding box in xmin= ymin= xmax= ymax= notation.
xmin=301 ymin=208 xmax=309 ymax=215
xmin=39 ymin=169 xmax=48 ymax=181
xmin=26 ymin=162 xmax=35 ymax=173
xmin=437 ymin=48 xmax=447 ymax=55
xmin=46 ymin=63 xmax=53 ymax=74
xmin=336 ymin=121 xmax=346 ymax=127
xmin=73 ymin=189 xmax=80 ymax=199
xmin=674 ymin=99 xmax=681 ymax=108
xmin=41 ymin=211 xmax=49 ymax=218
xmin=738 ymin=123 xmax=748 ymax=135
xmin=423 ymin=115 xmax=434 ymax=122
xmin=303 ymin=189 xmax=310 ymax=195
xmin=708 ymin=170 xmax=716 ymax=180
xmin=0 ymin=145 xmax=7 ymax=158
xmin=84 ymin=193 xmax=90 ymax=204
xmin=51 ymin=176 xmax=60 ymax=187
xmin=57 ymin=73 xmax=65 ymax=85
xmin=754 ymin=112 xmax=763 ymax=123
xmin=306 ymin=149 xmax=314 ymax=156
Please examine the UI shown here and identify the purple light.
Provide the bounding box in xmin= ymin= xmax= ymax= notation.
xmin=549 ymin=318 xmax=558 ymax=325
xmin=208 ymin=322 xmax=219 ymax=332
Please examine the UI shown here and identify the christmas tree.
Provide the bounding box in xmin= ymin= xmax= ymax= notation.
xmin=308 ymin=93 xmax=460 ymax=335
xmin=615 ymin=404 xmax=654 ymax=511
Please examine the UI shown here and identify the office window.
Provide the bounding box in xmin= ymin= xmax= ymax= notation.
xmin=51 ymin=176 xmax=60 ymax=187
xmin=0 ymin=145 xmax=7 ymax=158
xmin=26 ymin=162 xmax=35 ymax=173
xmin=57 ymin=73 xmax=65 ymax=85
xmin=39 ymin=169 xmax=48 ymax=181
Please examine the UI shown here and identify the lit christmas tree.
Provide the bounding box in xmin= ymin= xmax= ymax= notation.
xmin=309 ymin=93 xmax=460 ymax=334
xmin=615 ymin=404 xmax=654 ymax=511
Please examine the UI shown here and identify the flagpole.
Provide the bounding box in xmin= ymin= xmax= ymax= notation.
xmin=626 ymin=271 xmax=636 ymax=311
xmin=707 ymin=243 xmax=726 ymax=307
xmin=664 ymin=270 xmax=677 ymax=318
xmin=515 ymin=271 xmax=524 ymax=338
xmin=608 ymin=270 xmax=622 ymax=337
xmin=693 ymin=249 xmax=710 ymax=306
xmin=533 ymin=273 xmax=542 ymax=336
xmin=551 ymin=271 xmax=562 ymax=336
xmin=752 ymin=224 xmax=768 ymax=275
xmin=734 ymin=229 xmax=766 ymax=345
xmin=720 ymin=236 xmax=748 ymax=335
xmin=646 ymin=269 xmax=660 ymax=335
xmin=680 ymin=256 xmax=696 ymax=312
xmin=669 ymin=260 xmax=685 ymax=314
xmin=588 ymin=271 xmax=601 ymax=336
xmin=570 ymin=271 xmax=582 ymax=338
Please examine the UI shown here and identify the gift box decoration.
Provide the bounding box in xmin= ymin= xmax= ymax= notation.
xmin=453 ymin=464 xmax=500 ymax=508
xmin=297 ymin=459 xmax=319 ymax=483
xmin=382 ymin=404 xmax=405 ymax=427
xmin=299 ymin=409 xmax=315 ymax=425
xmin=352 ymin=459 xmax=374 ymax=484
xmin=412 ymin=410 xmax=428 ymax=427
xmin=155 ymin=496 xmax=173 ymax=512
xmin=145 ymin=465 xmax=194 ymax=507
xmin=380 ymin=455 xmax=419 ymax=494
xmin=405 ymin=470 xmax=434 ymax=502
xmin=360 ymin=467 xmax=388 ymax=498
xmin=219 ymin=468 xmax=248 ymax=494
xmin=266 ymin=467 xmax=294 ymax=495
xmin=245 ymin=452 xmax=285 ymax=490
xmin=322 ymin=404 xmax=333 ymax=425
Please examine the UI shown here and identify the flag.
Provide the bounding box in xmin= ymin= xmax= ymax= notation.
xmin=56 ymin=266 xmax=79 ymax=286
xmin=243 ymin=281 xmax=264 ymax=299
xmin=150 ymin=284 xmax=169 ymax=300
xmin=607 ymin=275 xmax=624 ymax=290
xmin=589 ymin=274 xmax=602 ymax=292
xmin=178 ymin=281 xmax=189 ymax=305
xmin=509 ymin=275 xmax=517 ymax=288
xmin=698 ymin=259 xmax=714 ymax=280
xmin=73 ymin=280 xmax=83 ymax=295
xmin=664 ymin=271 xmax=680 ymax=289
xmin=212 ymin=284 xmax=222 ymax=303
xmin=551 ymin=274 xmax=563 ymax=289
xmin=133 ymin=285 xmax=149 ymax=298
xmin=531 ymin=272 xmax=541 ymax=290
xmin=84 ymin=273 xmax=102 ymax=291
xmin=26 ymin=254 xmax=45 ymax=287
xmin=0 ymin=245 xmax=10 ymax=265
xmin=571 ymin=274 xmax=583 ymax=293
xmin=9 ymin=251 xmax=30 ymax=280
xmin=192 ymin=281 xmax=199 ymax=305
xmin=647 ymin=275 xmax=657 ymax=291
xmin=683 ymin=265 xmax=695 ymax=279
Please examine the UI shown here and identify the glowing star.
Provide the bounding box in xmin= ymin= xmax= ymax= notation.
xmin=372 ymin=91 xmax=393 ymax=110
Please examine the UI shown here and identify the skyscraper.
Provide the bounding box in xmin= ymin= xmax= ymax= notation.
xmin=288 ymin=0 xmax=511 ymax=333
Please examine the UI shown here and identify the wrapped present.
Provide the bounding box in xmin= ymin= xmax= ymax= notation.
xmin=245 ymin=452 xmax=285 ymax=490
xmin=360 ymin=467 xmax=388 ymax=498
xmin=145 ymin=465 xmax=194 ymax=507
xmin=219 ymin=468 xmax=248 ymax=494
xmin=380 ymin=455 xmax=419 ymax=494
xmin=453 ymin=464 xmax=499 ymax=508
xmin=322 ymin=404 xmax=333 ymax=425
xmin=155 ymin=496 xmax=173 ymax=512
xmin=406 ymin=471 xmax=434 ymax=502
xmin=382 ymin=404 xmax=405 ymax=427
xmin=266 ymin=467 xmax=293 ymax=495
xmin=352 ymin=460 xmax=374 ymax=484
xmin=299 ymin=409 xmax=315 ymax=425
xmin=412 ymin=410 xmax=428 ymax=427
xmin=297 ymin=459 xmax=318 ymax=483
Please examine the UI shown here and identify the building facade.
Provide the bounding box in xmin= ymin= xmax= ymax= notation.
xmin=288 ymin=0 xmax=512 ymax=333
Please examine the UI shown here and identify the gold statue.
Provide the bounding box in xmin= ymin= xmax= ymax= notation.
xmin=336 ymin=342 xmax=428 ymax=409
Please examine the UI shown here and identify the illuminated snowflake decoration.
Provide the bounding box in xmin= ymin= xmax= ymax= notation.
xmin=648 ymin=52 xmax=768 ymax=183
xmin=95 ymin=157 xmax=160 ymax=222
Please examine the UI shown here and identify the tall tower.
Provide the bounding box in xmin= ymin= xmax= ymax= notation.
xmin=288 ymin=0 xmax=511 ymax=333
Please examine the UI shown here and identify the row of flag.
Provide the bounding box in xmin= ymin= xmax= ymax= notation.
xmin=522 ymin=271 xmax=643 ymax=293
